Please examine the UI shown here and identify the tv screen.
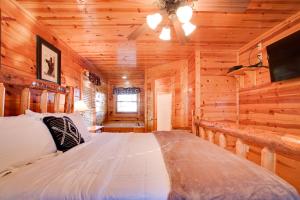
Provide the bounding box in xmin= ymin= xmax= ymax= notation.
xmin=267 ymin=30 xmax=300 ymax=82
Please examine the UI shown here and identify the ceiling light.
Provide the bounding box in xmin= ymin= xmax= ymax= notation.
xmin=159 ymin=27 xmax=171 ymax=41
xmin=125 ymin=81 xmax=130 ymax=85
xmin=122 ymin=75 xmax=127 ymax=79
xmin=146 ymin=13 xmax=162 ymax=30
xmin=182 ymin=22 xmax=196 ymax=36
xmin=176 ymin=6 xmax=193 ymax=23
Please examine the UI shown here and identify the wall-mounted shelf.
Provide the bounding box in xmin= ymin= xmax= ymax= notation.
xmin=227 ymin=66 xmax=268 ymax=77
xmin=227 ymin=67 xmax=256 ymax=76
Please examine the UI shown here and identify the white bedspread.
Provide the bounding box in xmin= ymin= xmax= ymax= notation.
xmin=0 ymin=133 xmax=170 ymax=200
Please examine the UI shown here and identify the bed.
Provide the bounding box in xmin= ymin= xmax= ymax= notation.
xmin=0 ymin=131 xmax=299 ymax=200
xmin=0 ymin=83 xmax=299 ymax=200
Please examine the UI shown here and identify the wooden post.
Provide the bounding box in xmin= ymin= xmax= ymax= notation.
xmin=40 ymin=90 xmax=48 ymax=113
xmin=235 ymin=76 xmax=240 ymax=126
xmin=207 ymin=130 xmax=215 ymax=143
xmin=219 ymin=133 xmax=227 ymax=148
xmin=65 ymin=86 xmax=74 ymax=113
xmin=236 ymin=139 xmax=249 ymax=158
xmin=0 ymin=83 xmax=5 ymax=117
xmin=261 ymin=147 xmax=276 ymax=172
xmin=200 ymin=127 xmax=206 ymax=139
xmin=20 ymin=88 xmax=31 ymax=114
xmin=195 ymin=50 xmax=201 ymax=117
xmin=54 ymin=93 xmax=61 ymax=113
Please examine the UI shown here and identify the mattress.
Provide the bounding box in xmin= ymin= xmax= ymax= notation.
xmin=0 ymin=133 xmax=170 ymax=200
xmin=0 ymin=132 xmax=299 ymax=200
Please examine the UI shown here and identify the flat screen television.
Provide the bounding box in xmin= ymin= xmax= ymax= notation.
xmin=267 ymin=30 xmax=300 ymax=82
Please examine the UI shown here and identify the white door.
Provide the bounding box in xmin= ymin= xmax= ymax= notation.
xmin=157 ymin=93 xmax=172 ymax=131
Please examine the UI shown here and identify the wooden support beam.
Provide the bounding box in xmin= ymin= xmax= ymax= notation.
xmin=236 ymin=139 xmax=249 ymax=158
xmin=261 ymin=147 xmax=276 ymax=172
xmin=235 ymin=76 xmax=240 ymax=126
xmin=0 ymin=83 xmax=5 ymax=117
xmin=207 ymin=130 xmax=215 ymax=143
xmin=65 ymin=86 xmax=74 ymax=113
xmin=219 ymin=133 xmax=227 ymax=148
xmin=40 ymin=90 xmax=48 ymax=113
xmin=20 ymin=88 xmax=30 ymax=114
xmin=195 ymin=50 xmax=201 ymax=117
xmin=200 ymin=127 xmax=206 ymax=139
xmin=54 ymin=93 xmax=61 ymax=113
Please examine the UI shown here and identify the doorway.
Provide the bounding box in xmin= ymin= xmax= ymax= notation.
xmin=157 ymin=93 xmax=172 ymax=131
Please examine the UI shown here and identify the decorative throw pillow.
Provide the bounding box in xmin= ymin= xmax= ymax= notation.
xmin=43 ymin=116 xmax=84 ymax=152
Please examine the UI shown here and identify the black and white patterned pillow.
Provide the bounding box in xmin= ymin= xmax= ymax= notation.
xmin=43 ymin=116 xmax=84 ymax=152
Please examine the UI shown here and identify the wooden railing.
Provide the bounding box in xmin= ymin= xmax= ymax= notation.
xmin=194 ymin=119 xmax=300 ymax=173
xmin=0 ymin=82 xmax=75 ymax=117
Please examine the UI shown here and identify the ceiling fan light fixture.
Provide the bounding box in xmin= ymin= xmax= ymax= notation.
xmin=176 ymin=5 xmax=193 ymax=23
xmin=159 ymin=27 xmax=171 ymax=41
xmin=146 ymin=13 xmax=162 ymax=30
xmin=182 ymin=22 xmax=196 ymax=36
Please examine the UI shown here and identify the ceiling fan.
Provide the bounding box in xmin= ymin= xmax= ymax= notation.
xmin=127 ymin=0 xmax=251 ymax=44
xmin=128 ymin=0 xmax=197 ymax=44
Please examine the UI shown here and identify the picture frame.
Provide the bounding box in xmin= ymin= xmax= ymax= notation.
xmin=36 ymin=35 xmax=61 ymax=85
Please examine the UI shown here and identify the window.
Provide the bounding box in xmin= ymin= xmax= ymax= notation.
xmin=116 ymin=94 xmax=138 ymax=113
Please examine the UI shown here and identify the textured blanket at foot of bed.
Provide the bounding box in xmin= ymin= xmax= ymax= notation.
xmin=154 ymin=131 xmax=300 ymax=200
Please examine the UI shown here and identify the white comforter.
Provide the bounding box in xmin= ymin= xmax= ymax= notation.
xmin=0 ymin=133 xmax=170 ymax=200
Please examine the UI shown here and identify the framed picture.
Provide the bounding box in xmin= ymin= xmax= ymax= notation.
xmin=36 ymin=35 xmax=61 ymax=84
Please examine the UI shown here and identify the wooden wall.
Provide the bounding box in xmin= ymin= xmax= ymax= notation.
xmin=237 ymin=11 xmax=300 ymax=192
xmin=106 ymin=78 xmax=144 ymax=121
xmin=144 ymin=59 xmax=189 ymax=131
xmin=196 ymin=51 xmax=238 ymax=124
xmin=200 ymin=76 xmax=237 ymax=123
xmin=0 ymin=0 xmax=105 ymax=117
xmin=238 ymin=11 xmax=300 ymax=136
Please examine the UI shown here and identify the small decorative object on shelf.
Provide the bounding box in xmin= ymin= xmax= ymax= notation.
xmin=31 ymin=81 xmax=66 ymax=93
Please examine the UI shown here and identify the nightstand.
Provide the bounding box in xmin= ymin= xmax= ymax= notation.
xmin=88 ymin=126 xmax=104 ymax=133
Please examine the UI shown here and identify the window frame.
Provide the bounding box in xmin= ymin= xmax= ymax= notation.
xmin=115 ymin=93 xmax=139 ymax=114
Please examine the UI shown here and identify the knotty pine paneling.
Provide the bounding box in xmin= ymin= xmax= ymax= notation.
xmin=145 ymin=59 xmax=189 ymax=131
xmin=238 ymin=12 xmax=300 ymax=192
xmin=239 ymin=11 xmax=300 ymax=136
xmin=200 ymin=51 xmax=238 ymax=76
xmin=1 ymin=0 xmax=105 ymax=118
xmin=188 ymin=54 xmax=195 ymax=128
xmin=201 ymin=76 xmax=237 ymax=123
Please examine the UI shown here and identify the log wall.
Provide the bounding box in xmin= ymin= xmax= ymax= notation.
xmin=239 ymin=12 xmax=300 ymax=136
xmin=0 ymin=0 xmax=105 ymax=118
xmin=236 ymin=11 xmax=300 ymax=192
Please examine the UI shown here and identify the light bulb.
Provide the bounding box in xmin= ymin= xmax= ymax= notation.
xmin=159 ymin=27 xmax=171 ymax=41
xmin=146 ymin=13 xmax=162 ymax=30
xmin=182 ymin=22 xmax=196 ymax=36
xmin=176 ymin=6 xmax=193 ymax=23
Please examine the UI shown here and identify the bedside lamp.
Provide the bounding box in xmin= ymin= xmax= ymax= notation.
xmin=74 ymin=100 xmax=88 ymax=114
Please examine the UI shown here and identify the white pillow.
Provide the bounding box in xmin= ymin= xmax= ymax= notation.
xmin=25 ymin=110 xmax=91 ymax=142
xmin=0 ymin=115 xmax=57 ymax=173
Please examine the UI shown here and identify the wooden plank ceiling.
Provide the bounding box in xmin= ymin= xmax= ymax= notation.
xmin=17 ymin=0 xmax=300 ymax=79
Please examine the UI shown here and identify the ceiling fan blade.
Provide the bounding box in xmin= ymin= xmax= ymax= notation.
xmin=127 ymin=23 xmax=148 ymax=40
xmin=192 ymin=0 xmax=251 ymax=13
xmin=171 ymin=15 xmax=188 ymax=45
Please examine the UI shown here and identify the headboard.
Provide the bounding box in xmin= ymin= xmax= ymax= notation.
xmin=0 ymin=81 xmax=78 ymax=116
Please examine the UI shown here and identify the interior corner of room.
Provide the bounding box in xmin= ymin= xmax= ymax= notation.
xmin=1 ymin=0 xmax=300 ymax=197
